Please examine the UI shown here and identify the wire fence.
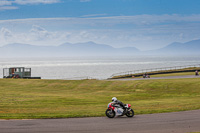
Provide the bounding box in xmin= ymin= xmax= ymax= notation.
xmin=111 ymin=64 xmax=200 ymax=78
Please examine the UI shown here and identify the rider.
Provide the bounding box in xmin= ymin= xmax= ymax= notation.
xmin=112 ymin=97 xmax=126 ymax=110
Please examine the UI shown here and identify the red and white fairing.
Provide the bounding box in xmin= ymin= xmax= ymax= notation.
xmin=108 ymin=102 xmax=131 ymax=116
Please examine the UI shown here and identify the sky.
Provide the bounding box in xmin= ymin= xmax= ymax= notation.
xmin=0 ymin=0 xmax=200 ymax=50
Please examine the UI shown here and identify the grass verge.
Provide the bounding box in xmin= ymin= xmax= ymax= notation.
xmin=0 ymin=78 xmax=200 ymax=119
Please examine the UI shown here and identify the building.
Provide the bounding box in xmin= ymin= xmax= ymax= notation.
xmin=3 ymin=67 xmax=40 ymax=79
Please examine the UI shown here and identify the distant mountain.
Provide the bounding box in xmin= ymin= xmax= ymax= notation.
xmin=58 ymin=41 xmax=115 ymax=55
xmin=0 ymin=43 xmax=56 ymax=57
xmin=0 ymin=42 xmax=140 ymax=57
xmin=149 ymin=39 xmax=200 ymax=55
xmin=1 ymin=39 xmax=200 ymax=57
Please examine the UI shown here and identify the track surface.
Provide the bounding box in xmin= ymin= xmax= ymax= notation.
xmin=0 ymin=110 xmax=200 ymax=133
xmin=112 ymin=75 xmax=200 ymax=81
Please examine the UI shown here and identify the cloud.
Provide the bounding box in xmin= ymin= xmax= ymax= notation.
xmin=1 ymin=14 xmax=200 ymax=26
xmin=0 ymin=0 xmax=61 ymax=11
xmin=81 ymin=14 xmax=107 ymax=18
xmin=1 ymin=27 xmax=13 ymax=39
xmin=0 ymin=27 xmax=17 ymax=44
xmin=14 ymin=0 xmax=61 ymax=5
xmin=0 ymin=0 xmax=12 ymax=6
xmin=80 ymin=0 xmax=91 ymax=2
xmin=0 ymin=6 xmax=18 ymax=10
xmin=0 ymin=26 xmax=61 ymax=46
xmin=1 ymin=14 xmax=200 ymax=50
xmin=30 ymin=25 xmax=56 ymax=41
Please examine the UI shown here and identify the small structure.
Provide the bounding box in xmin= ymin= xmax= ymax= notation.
xmin=3 ymin=67 xmax=41 ymax=79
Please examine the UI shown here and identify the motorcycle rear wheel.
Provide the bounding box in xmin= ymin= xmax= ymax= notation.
xmin=126 ymin=109 xmax=134 ymax=117
xmin=105 ymin=109 xmax=115 ymax=118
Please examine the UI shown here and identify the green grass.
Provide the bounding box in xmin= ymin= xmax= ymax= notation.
xmin=0 ymin=78 xmax=200 ymax=119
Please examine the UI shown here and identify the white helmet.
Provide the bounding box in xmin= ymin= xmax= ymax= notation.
xmin=112 ymin=97 xmax=117 ymax=102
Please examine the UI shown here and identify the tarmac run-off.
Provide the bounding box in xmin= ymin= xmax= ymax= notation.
xmin=0 ymin=110 xmax=200 ymax=133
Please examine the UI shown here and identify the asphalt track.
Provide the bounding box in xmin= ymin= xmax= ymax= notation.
xmin=112 ymin=75 xmax=200 ymax=81
xmin=0 ymin=110 xmax=200 ymax=133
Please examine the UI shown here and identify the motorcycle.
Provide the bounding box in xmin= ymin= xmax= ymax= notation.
xmin=105 ymin=102 xmax=134 ymax=118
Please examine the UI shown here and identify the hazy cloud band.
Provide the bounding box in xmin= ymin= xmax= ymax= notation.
xmin=1 ymin=14 xmax=200 ymax=50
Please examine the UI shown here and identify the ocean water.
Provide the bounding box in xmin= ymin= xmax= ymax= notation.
xmin=0 ymin=56 xmax=200 ymax=80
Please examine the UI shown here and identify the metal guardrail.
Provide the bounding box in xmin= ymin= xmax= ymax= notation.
xmin=111 ymin=64 xmax=200 ymax=78
xmin=61 ymin=76 xmax=96 ymax=80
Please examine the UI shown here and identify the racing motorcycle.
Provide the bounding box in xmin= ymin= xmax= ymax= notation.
xmin=105 ymin=102 xmax=134 ymax=118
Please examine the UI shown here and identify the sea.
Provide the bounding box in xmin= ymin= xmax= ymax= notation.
xmin=0 ymin=56 xmax=200 ymax=80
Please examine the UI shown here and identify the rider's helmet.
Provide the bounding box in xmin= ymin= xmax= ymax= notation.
xmin=112 ymin=97 xmax=117 ymax=102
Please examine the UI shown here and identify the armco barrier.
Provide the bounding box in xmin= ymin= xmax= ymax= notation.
xmin=110 ymin=64 xmax=200 ymax=79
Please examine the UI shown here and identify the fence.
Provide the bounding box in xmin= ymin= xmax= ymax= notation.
xmin=61 ymin=76 xmax=95 ymax=80
xmin=111 ymin=64 xmax=200 ymax=78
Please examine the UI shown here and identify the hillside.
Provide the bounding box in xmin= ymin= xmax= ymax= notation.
xmin=0 ymin=39 xmax=200 ymax=57
xmin=0 ymin=42 xmax=140 ymax=57
xmin=151 ymin=39 xmax=200 ymax=55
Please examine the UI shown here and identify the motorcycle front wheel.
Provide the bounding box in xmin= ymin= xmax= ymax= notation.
xmin=105 ymin=109 xmax=115 ymax=118
xmin=126 ymin=109 xmax=134 ymax=117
